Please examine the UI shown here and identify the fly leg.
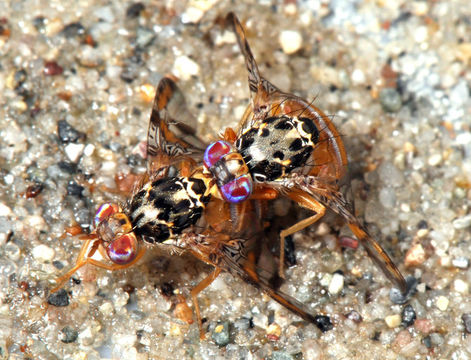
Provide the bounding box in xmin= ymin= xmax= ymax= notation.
xmin=278 ymin=190 xmax=326 ymax=278
xmin=190 ymin=267 xmax=222 ymax=339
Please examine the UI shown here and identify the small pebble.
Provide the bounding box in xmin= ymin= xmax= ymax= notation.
xmin=346 ymin=310 xmax=362 ymax=323
xmin=233 ymin=317 xmax=252 ymax=331
xmin=453 ymin=279 xmax=469 ymax=294
xmin=57 ymin=120 xmax=85 ymax=143
xmin=328 ymin=273 xmax=344 ymax=295
xmin=404 ymin=244 xmax=426 ymax=267
xmin=212 ymin=321 xmax=230 ymax=346
xmin=314 ymin=315 xmax=333 ymax=333
xmin=452 ymin=257 xmax=470 ymax=269
xmin=126 ymin=2 xmax=145 ymax=18
xmin=339 ymin=236 xmax=359 ymax=249
xmin=279 ymin=30 xmax=302 ymax=54
xmin=385 ymin=314 xmax=401 ymax=328
xmin=47 ymin=289 xmax=70 ymax=307
xmin=266 ymin=323 xmax=281 ymax=341
xmin=172 ymin=55 xmax=200 ymax=81
xmin=4 ymin=242 xmax=20 ymax=262
xmin=64 ymin=143 xmax=85 ymax=163
xmin=462 ymin=314 xmax=471 ymax=333
xmin=43 ymin=61 xmax=63 ymax=76
xmin=351 ymin=68 xmax=366 ymax=85
xmin=427 ymin=153 xmax=442 ymax=166
xmin=61 ymin=22 xmax=85 ymax=38
xmin=422 ymin=335 xmax=432 ymax=348
xmin=414 ymin=319 xmax=434 ymax=334
xmin=379 ymin=88 xmax=402 ymax=112
xmin=435 ymin=296 xmax=449 ymax=311
xmin=25 ymin=183 xmax=44 ymax=198
xmin=60 ymin=326 xmax=78 ymax=343
xmin=452 ymin=214 xmax=471 ymax=229
xmin=401 ymin=305 xmax=416 ymax=327
xmin=32 ymin=244 xmax=55 ymax=263
xmin=67 ymin=181 xmax=84 ymax=197
xmin=135 ymin=26 xmax=155 ymax=48
xmin=272 ymin=351 xmax=294 ymax=360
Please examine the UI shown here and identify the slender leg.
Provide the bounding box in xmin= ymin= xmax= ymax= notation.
xmin=278 ymin=191 xmax=326 ymax=277
xmin=190 ymin=267 xmax=222 ymax=339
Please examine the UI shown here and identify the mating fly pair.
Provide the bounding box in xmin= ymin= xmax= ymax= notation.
xmin=52 ymin=12 xmax=407 ymax=335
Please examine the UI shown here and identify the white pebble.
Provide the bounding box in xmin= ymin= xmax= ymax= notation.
xmin=172 ymin=55 xmax=200 ymax=81
xmin=453 ymin=279 xmax=469 ymax=294
xmin=427 ymin=154 xmax=442 ymax=166
xmin=452 ymin=257 xmax=469 ymax=269
xmin=320 ymin=273 xmax=332 ymax=287
xmin=351 ymin=68 xmax=366 ymax=85
xmin=181 ymin=7 xmax=204 ymax=24
xmin=328 ymin=273 xmax=344 ymax=295
xmin=453 ymin=214 xmax=471 ymax=229
xmin=83 ymin=143 xmax=95 ymax=157
xmin=279 ymin=30 xmax=303 ymax=54
xmin=385 ymin=314 xmax=401 ymax=328
xmin=435 ymin=296 xmax=449 ymax=311
xmin=99 ymin=301 xmax=114 ymax=316
xmin=0 ymin=202 xmax=12 ymax=217
xmin=64 ymin=143 xmax=85 ymax=163
xmin=32 ymin=244 xmax=55 ymax=263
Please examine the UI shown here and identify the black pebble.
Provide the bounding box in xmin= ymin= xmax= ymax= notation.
xmin=401 ymin=304 xmax=416 ymax=327
xmin=126 ymin=3 xmax=145 ymax=18
xmin=60 ymin=326 xmax=78 ymax=343
xmin=314 ymin=315 xmax=333 ymax=332
xmin=462 ymin=313 xmax=471 ymax=333
xmin=61 ymin=22 xmax=85 ymax=38
xmin=58 ymin=120 xmax=85 ymax=143
xmin=57 ymin=161 xmax=77 ymax=174
xmin=67 ymin=181 xmax=84 ymax=197
xmin=48 ymin=289 xmax=70 ymax=307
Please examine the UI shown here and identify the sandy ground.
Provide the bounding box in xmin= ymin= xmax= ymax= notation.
xmin=1 ymin=1 xmax=470 ymax=359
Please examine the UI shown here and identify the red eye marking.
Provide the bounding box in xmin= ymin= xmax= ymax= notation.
xmin=94 ymin=203 xmax=119 ymax=228
xmin=106 ymin=233 xmax=138 ymax=265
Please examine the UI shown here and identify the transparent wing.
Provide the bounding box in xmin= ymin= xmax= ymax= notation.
xmin=227 ymin=12 xmax=347 ymax=181
xmin=227 ymin=12 xmax=282 ymax=132
xmin=203 ymin=199 xmax=326 ymax=327
xmin=147 ymin=77 xmax=207 ymax=174
xmin=292 ymin=176 xmax=407 ymax=293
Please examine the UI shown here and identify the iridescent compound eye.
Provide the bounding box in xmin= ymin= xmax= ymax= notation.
xmin=106 ymin=233 xmax=138 ymax=265
xmin=94 ymin=203 xmax=120 ymax=228
xmin=204 ymin=140 xmax=232 ymax=169
xmin=204 ymin=140 xmax=253 ymax=203
xmin=220 ymin=174 xmax=252 ymax=203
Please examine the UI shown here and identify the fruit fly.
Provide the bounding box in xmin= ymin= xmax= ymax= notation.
xmin=205 ymin=13 xmax=407 ymax=293
xmin=52 ymin=76 xmax=330 ymax=336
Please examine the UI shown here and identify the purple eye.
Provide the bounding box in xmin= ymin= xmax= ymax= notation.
xmin=106 ymin=233 xmax=138 ymax=265
xmin=94 ymin=203 xmax=119 ymax=228
xmin=220 ymin=174 xmax=252 ymax=203
xmin=204 ymin=141 xmax=232 ymax=169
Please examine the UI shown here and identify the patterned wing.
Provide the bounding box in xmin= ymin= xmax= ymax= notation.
xmin=147 ymin=77 xmax=207 ymax=174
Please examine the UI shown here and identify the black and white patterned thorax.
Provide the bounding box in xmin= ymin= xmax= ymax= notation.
xmin=125 ymin=177 xmax=210 ymax=244
xmin=236 ymin=115 xmax=320 ymax=182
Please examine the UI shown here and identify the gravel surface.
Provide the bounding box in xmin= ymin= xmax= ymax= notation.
xmin=1 ymin=1 xmax=470 ymax=359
